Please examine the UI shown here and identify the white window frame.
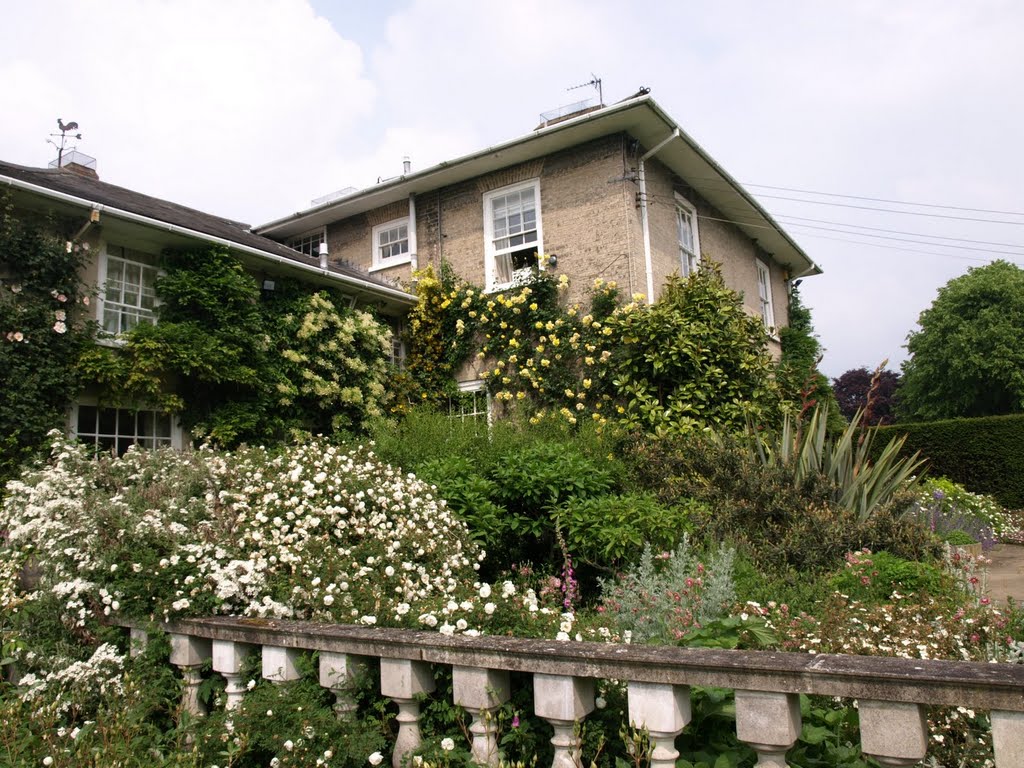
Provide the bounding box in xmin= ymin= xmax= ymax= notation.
xmin=287 ymin=228 xmax=327 ymax=258
xmin=70 ymin=401 xmax=184 ymax=456
xmin=756 ymin=258 xmax=777 ymax=331
xmin=370 ymin=218 xmax=411 ymax=272
xmin=96 ymin=244 xmax=160 ymax=337
xmin=382 ymin=315 xmax=406 ymax=368
xmin=483 ymin=179 xmax=543 ymax=292
xmin=675 ymin=193 xmax=701 ymax=277
xmin=449 ymin=380 xmax=492 ymax=425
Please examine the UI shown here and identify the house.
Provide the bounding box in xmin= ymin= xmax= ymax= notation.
xmin=253 ymin=91 xmax=821 ymax=403
xmin=0 ymin=154 xmax=415 ymax=454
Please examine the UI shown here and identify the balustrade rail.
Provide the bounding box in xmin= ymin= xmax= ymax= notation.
xmin=126 ymin=617 xmax=1024 ymax=768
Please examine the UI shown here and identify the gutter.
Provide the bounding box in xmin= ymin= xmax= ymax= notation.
xmin=638 ymin=129 xmax=680 ymax=303
xmin=0 ymin=174 xmax=416 ymax=306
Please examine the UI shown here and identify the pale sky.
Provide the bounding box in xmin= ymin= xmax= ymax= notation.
xmin=2 ymin=1 xmax=1022 ymax=378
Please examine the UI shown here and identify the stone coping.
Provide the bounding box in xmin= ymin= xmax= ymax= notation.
xmin=125 ymin=617 xmax=1024 ymax=712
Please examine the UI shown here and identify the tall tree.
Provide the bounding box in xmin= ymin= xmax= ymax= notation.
xmin=899 ymin=260 xmax=1024 ymax=421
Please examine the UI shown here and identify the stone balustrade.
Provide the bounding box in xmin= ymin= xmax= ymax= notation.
xmin=129 ymin=617 xmax=1024 ymax=767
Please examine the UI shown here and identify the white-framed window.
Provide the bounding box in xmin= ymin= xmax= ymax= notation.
xmin=483 ymin=179 xmax=542 ymax=291
xmin=99 ymin=245 xmax=159 ymax=335
xmin=371 ymin=218 xmax=411 ymax=271
xmin=675 ymin=194 xmax=701 ymax=277
xmin=287 ymin=229 xmax=326 ymax=258
xmin=449 ymin=381 xmax=491 ymax=425
xmin=756 ymin=258 xmax=776 ymax=331
xmin=382 ymin=315 xmax=406 ymax=368
xmin=72 ymin=402 xmax=182 ymax=456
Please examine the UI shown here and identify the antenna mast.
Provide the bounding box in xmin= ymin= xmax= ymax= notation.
xmin=567 ymin=74 xmax=602 ymax=106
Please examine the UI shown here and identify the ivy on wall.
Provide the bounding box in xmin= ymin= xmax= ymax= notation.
xmin=0 ymin=194 xmax=93 ymax=487
xmin=77 ymin=247 xmax=395 ymax=446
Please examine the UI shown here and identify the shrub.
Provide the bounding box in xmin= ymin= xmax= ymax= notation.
xmin=598 ymin=538 xmax=735 ymax=644
xmin=828 ymin=550 xmax=952 ymax=604
xmin=915 ymin=476 xmax=1010 ymax=543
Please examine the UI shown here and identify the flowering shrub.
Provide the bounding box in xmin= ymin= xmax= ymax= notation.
xmin=598 ymin=538 xmax=735 ymax=644
xmin=915 ymin=476 xmax=1011 ymax=547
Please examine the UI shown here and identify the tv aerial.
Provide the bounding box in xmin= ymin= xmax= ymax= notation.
xmin=48 ymin=118 xmax=83 ymax=169
xmin=567 ymin=74 xmax=603 ymax=107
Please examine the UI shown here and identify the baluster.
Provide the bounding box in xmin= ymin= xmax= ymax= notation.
xmin=627 ymin=682 xmax=691 ymax=768
xmin=381 ymin=658 xmax=435 ymax=768
xmin=169 ymin=633 xmax=211 ymax=717
xmin=129 ymin=627 xmax=148 ymax=658
xmin=212 ymin=640 xmax=255 ymax=711
xmin=858 ymin=700 xmax=927 ymax=767
xmin=319 ymin=652 xmax=369 ymax=716
xmin=991 ymin=710 xmax=1024 ymax=768
xmin=735 ymin=690 xmax=801 ymax=768
xmin=262 ymin=645 xmax=301 ymax=684
xmin=533 ymin=674 xmax=595 ymax=768
xmin=452 ymin=666 xmax=511 ymax=766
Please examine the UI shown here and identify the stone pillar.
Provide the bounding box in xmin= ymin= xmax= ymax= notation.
xmin=858 ymin=700 xmax=927 ymax=767
xmin=452 ymin=666 xmax=512 ymax=766
xmin=380 ymin=658 xmax=436 ymax=768
xmin=533 ymin=674 xmax=595 ymax=768
xmin=627 ymin=682 xmax=691 ymax=768
xmin=262 ymin=645 xmax=301 ymax=684
xmin=319 ymin=652 xmax=369 ymax=716
xmin=735 ymin=690 xmax=801 ymax=768
xmin=990 ymin=710 xmax=1024 ymax=768
xmin=169 ymin=633 xmax=212 ymax=717
xmin=129 ymin=627 xmax=148 ymax=658
xmin=211 ymin=640 xmax=255 ymax=711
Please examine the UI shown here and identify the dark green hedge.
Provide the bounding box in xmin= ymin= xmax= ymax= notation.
xmin=873 ymin=413 xmax=1024 ymax=508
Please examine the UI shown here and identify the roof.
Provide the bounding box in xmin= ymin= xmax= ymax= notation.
xmin=254 ymin=94 xmax=821 ymax=277
xmin=0 ymin=160 xmax=415 ymax=309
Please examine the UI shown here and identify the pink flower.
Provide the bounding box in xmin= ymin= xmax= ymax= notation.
xmin=82 ymin=296 xmax=90 ymax=306
xmin=13 ymin=331 xmax=24 ymax=342
xmin=511 ymin=715 xmax=520 ymax=728
xmin=55 ymin=310 xmax=66 ymax=322
xmin=57 ymin=294 xmax=67 ymax=303
xmin=53 ymin=322 xmax=67 ymax=334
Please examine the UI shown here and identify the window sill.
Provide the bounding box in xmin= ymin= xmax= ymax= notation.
xmin=369 ymin=257 xmax=412 ymax=273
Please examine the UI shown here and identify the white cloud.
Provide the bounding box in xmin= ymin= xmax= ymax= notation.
xmin=0 ymin=0 xmax=374 ymax=222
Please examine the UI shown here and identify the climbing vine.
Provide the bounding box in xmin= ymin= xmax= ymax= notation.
xmin=0 ymin=194 xmax=93 ymax=487
xmin=404 ymin=259 xmax=784 ymax=433
xmin=77 ymin=247 xmax=395 ymax=446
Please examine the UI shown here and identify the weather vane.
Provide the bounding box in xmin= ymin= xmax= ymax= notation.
xmin=47 ymin=118 xmax=82 ymax=169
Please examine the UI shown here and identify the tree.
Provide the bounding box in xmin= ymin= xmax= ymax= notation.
xmin=899 ymin=260 xmax=1024 ymax=421
xmin=832 ymin=366 xmax=900 ymax=425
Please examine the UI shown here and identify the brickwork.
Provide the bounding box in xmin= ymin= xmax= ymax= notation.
xmin=321 ymin=133 xmax=790 ymax=332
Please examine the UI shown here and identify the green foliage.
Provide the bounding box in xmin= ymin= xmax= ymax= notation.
xmin=874 ymin=413 xmax=1024 ymax=509
xmin=0 ymin=196 xmax=93 ymax=488
xmin=597 ymin=538 xmax=736 ymax=644
xmin=559 ymin=493 xmax=698 ymax=567
xmin=76 ymin=247 xmax=395 ymax=446
xmin=900 ymin=260 xmax=1024 ymax=421
xmin=828 ymin=549 xmax=952 ymax=604
xmin=752 ymin=406 xmax=925 ymax=522
xmin=609 ymin=265 xmax=783 ymax=436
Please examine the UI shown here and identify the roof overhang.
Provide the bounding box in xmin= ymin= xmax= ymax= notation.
xmin=1 ymin=173 xmax=416 ymax=313
xmin=256 ymin=95 xmax=821 ymax=277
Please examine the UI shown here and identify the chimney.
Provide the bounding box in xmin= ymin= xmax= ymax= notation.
xmin=49 ymin=149 xmax=98 ymax=180
xmin=402 ymin=156 xmax=411 ymax=175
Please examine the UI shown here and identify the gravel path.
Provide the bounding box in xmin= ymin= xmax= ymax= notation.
xmin=985 ymin=543 xmax=1024 ymax=605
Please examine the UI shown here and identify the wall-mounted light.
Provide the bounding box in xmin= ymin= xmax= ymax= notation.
xmin=547 ymin=253 xmax=558 ymax=269
xmin=262 ymin=279 xmax=276 ymax=292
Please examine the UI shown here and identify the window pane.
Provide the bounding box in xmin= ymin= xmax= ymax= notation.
xmin=156 ymin=413 xmax=172 ymax=438
xmin=77 ymin=405 xmax=97 ymax=434
xmin=97 ymin=407 xmax=116 ymax=435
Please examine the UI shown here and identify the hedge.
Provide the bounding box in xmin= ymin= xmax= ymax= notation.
xmin=873 ymin=413 xmax=1024 ymax=509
